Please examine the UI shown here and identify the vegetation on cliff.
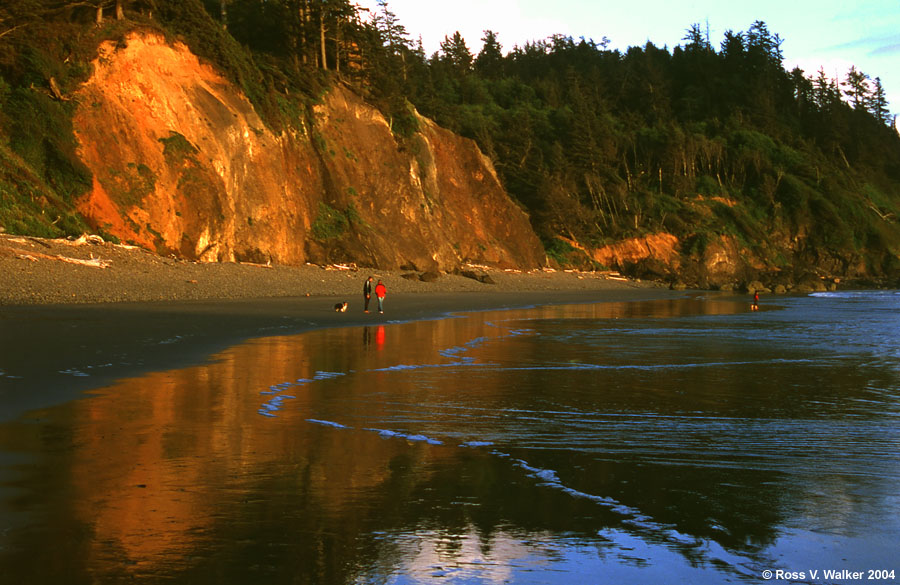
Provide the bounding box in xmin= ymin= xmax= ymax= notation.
xmin=1 ymin=1 xmax=899 ymax=285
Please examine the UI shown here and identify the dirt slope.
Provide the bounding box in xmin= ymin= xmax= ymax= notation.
xmin=73 ymin=32 xmax=545 ymax=271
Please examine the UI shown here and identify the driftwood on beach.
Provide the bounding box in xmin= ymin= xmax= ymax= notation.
xmin=0 ymin=233 xmax=654 ymax=306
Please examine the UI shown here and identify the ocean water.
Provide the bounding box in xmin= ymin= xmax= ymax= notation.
xmin=1 ymin=292 xmax=899 ymax=584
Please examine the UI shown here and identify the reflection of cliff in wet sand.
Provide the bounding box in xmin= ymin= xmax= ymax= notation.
xmin=1 ymin=299 xmax=799 ymax=584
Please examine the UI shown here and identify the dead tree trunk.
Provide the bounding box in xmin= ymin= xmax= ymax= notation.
xmin=319 ymin=10 xmax=327 ymax=69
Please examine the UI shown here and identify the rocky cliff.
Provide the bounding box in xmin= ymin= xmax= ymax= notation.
xmin=72 ymin=33 xmax=545 ymax=271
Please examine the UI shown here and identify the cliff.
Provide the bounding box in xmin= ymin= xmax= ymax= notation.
xmin=71 ymin=33 xmax=545 ymax=271
xmin=6 ymin=20 xmax=898 ymax=291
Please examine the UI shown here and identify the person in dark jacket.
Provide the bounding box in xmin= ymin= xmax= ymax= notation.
xmin=363 ymin=276 xmax=374 ymax=313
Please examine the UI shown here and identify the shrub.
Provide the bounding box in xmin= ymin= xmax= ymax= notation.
xmin=4 ymin=89 xmax=92 ymax=201
xmin=311 ymin=202 xmax=349 ymax=241
xmin=543 ymin=237 xmax=575 ymax=265
xmin=159 ymin=132 xmax=198 ymax=163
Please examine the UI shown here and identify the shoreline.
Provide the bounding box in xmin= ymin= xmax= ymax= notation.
xmin=1 ymin=290 xmax=682 ymax=422
xmin=1 ymin=234 xmax=684 ymax=421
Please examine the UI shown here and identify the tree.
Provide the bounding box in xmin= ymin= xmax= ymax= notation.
xmin=369 ymin=0 xmax=412 ymax=79
xmin=869 ymin=76 xmax=891 ymax=125
xmin=842 ymin=65 xmax=870 ymax=111
xmin=789 ymin=66 xmax=815 ymax=119
xmin=720 ymin=29 xmax=744 ymax=60
xmin=475 ymin=29 xmax=503 ymax=78
xmin=745 ymin=20 xmax=783 ymax=67
xmin=682 ymin=22 xmax=710 ymax=53
xmin=91 ymin=0 xmax=128 ymax=24
xmin=439 ymin=31 xmax=473 ymax=73
xmin=372 ymin=0 xmax=409 ymax=56
xmin=0 ymin=1 xmax=43 ymax=40
xmin=812 ymin=68 xmax=840 ymax=110
xmin=201 ymin=0 xmax=228 ymax=27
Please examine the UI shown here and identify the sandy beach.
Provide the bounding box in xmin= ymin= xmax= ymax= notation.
xmin=0 ymin=233 xmax=665 ymax=304
xmin=0 ymin=233 xmax=678 ymax=420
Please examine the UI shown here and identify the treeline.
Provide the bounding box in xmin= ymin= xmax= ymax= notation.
xmin=1 ymin=0 xmax=899 ymax=277
xmin=394 ymin=20 xmax=900 ymax=269
xmin=218 ymin=0 xmax=900 ymax=273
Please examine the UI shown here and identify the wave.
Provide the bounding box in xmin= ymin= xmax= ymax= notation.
xmin=313 ymin=371 xmax=346 ymax=380
xmin=439 ymin=336 xmax=490 ymax=359
xmin=460 ymin=441 xmax=495 ymax=448
xmin=257 ymin=326 xmax=534 ymax=416
xmin=307 ymin=419 xmax=349 ymax=429
xmin=266 ymin=408 xmax=769 ymax=579
xmin=371 ymin=357 xmax=484 ymax=372
xmin=364 ymin=428 xmax=444 ymax=445
xmin=258 ymin=371 xmax=345 ymax=415
xmin=486 ymin=357 xmax=818 ymax=372
xmin=292 ymin=416 xmax=450 ymax=446
xmin=810 ymin=290 xmax=900 ymax=299
xmin=494 ymin=450 xmax=763 ymax=580
xmin=258 ymin=394 xmax=297 ymax=417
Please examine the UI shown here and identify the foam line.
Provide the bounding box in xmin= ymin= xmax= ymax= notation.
xmin=499 ymin=452 xmax=635 ymax=513
xmin=365 ymin=428 xmax=444 ymax=445
xmin=497 ymin=448 xmax=762 ymax=578
xmin=372 ymin=358 xmax=481 ymax=372
xmin=307 ymin=419 xmax=349 ymax=429
xmin=460 ymin=441 xmax=495 ymax=448
xmin=258 ymin=393 xmax=296 ymax=416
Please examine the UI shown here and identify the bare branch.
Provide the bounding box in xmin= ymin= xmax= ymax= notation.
xmin=0 ymin=23 xmax=27 ymax=40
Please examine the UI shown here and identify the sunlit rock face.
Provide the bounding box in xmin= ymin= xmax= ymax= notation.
xmin=73 ymin=32 xmax=545 ymax=271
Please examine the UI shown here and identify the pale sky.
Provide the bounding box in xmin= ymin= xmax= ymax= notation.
xmin=355 ymin=0 xmax=900 ymax=118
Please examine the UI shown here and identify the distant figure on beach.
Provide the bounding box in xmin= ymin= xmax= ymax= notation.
xmin=375 ymin=280 xmax=387 ymax=314
xmin=363 ymin=276 xmax=374 ymax=313
xmin=752 ymin=291 xmax=760 ymax=311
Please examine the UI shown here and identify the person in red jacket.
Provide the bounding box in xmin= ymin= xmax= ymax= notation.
xmin=374 ymin=280 xmax=387 ymax=314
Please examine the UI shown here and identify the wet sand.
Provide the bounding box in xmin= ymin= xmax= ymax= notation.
xmin=0 ymin=234 xmax=678 ymax=420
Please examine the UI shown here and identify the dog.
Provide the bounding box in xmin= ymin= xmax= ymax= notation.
xmin=333 ymin=301 xmax=349 ymax=312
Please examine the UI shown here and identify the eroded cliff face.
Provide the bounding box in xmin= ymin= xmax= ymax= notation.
xmin=73 ymin=33 xmax=545 ymax=270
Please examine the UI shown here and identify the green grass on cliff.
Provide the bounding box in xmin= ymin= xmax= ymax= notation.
xmin=311 ymin=202 xmax=350 ymax=241
xmin=0 ymin=142 xmax=88 ymax=237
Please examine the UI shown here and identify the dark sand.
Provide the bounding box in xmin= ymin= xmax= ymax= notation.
xmin=0 ymin=233 xmax=679 ymax=420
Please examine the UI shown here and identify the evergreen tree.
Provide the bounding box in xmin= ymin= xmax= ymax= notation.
xmin=842 ymin=65 xmax=871 ymax=111
xmin=475 ymin=29 xmax=503 ymax=78
xmin=682 ymin=23 xmax=711 ymax=53
xmin=869 ymin=76 xmax=891 ymax=125
xmin=812 ymin=68 xmax=840 ymax=111
xmin=439 ymin=31 xmax=473 ymax=73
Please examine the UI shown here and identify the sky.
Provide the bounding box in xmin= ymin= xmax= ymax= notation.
xmin=354 ymin=0 xmax=900 ymax=119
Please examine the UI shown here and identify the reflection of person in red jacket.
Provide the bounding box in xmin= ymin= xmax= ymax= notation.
xmin=375 ymin=280 xmax=387 ymax=314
